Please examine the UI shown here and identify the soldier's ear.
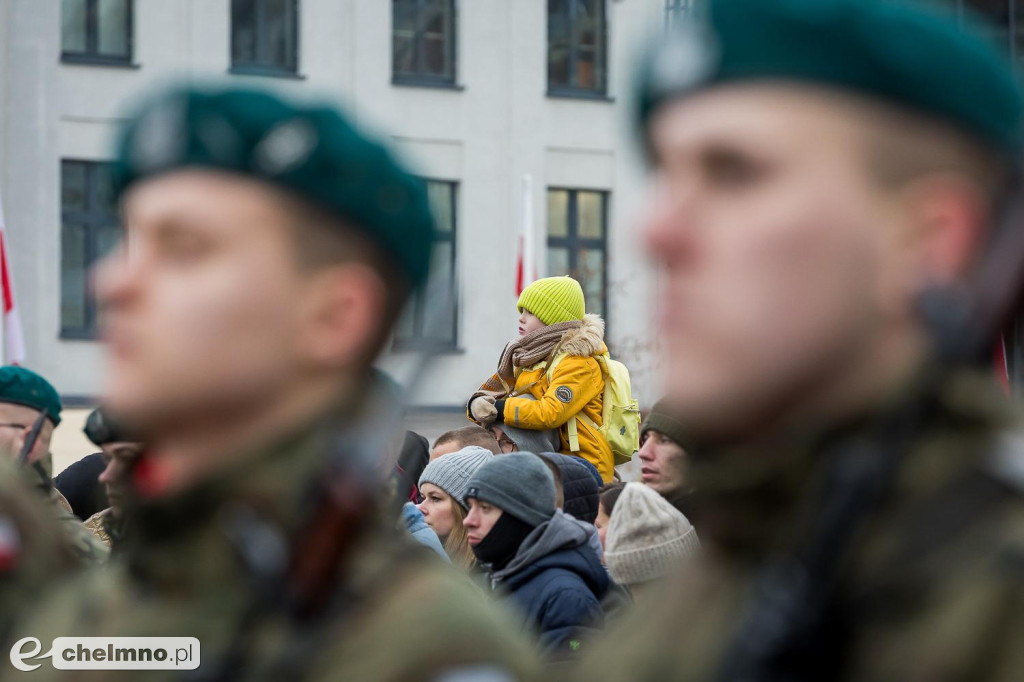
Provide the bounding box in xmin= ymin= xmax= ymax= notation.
xmin=298 ymin=262 xmax=389 ymax=370
xmin=902 ymin=173 xmax=990 ymax=289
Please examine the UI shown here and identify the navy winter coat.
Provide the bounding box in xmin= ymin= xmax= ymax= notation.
xmin=487 ymin=510 xmax=609 ymax=658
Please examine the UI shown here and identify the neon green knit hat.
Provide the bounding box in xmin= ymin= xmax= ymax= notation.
xmin=517 ymin=276 xmax=586 ymax=326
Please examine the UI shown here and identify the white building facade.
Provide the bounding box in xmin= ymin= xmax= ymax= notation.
xmin=0 ymin=0 xmax=676 ymax=409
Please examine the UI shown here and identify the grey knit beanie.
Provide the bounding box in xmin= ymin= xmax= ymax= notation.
xmin=418 ymin=446 xmax=494 ymax=509
xmin=605 ymin=483 xmax=700 ymax=587
xmin=465 ymin=452 xmax=556 ymax=527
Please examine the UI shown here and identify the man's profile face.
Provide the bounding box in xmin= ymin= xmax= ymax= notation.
xmin=98 ymin=441 xmax=143 ymax=518
xmin=96 ymin=171 xmax=327 ymax=433
xmin=644 ymin=85 xmax=903 ymax=438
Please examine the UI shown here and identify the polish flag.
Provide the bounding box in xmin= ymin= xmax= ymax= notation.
xmin=0 ymin=197 xmax=26 ymax=365
xmin=516 ymin=174 xmax=537 ymax=297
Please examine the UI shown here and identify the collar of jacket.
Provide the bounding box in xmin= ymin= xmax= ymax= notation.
xmin=120 ymin=402 xmax=363 ymax=590
xmin=683 ymin=366 xmax=1017 ymax=561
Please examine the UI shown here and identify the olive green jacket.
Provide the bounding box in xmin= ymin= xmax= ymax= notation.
xmin=572 ymin=370 xmax=1024 ymax=682
xmin=13 ymin=418 xmax=539 ymax=681
xmin=0 ymin=458 xmax=81 ymax=643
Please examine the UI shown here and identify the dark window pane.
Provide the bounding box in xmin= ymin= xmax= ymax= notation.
xmin=61 ymin=160 xmax=119 ymax=336
xmin=548 ymin=246 xmax=570 ymax=277
xmin=548 ymin=0 xmax=606 ymax=93
xmin=265 ymin=0 xmax=293 ymax=69
xmin=97 ymin=0 xmax=130 ymax=57
xmin=578 ymin=191 xmax=604 ymax=238
xmin=547 ymin=190 xmax=570 ymax=238
xmin=428 ymin=182 xmax=454 ymax=233
xmin=93 ymin=163 xmax=115 ymax=210
xmin=546 ymin=188 xmax=608 ymax=328
xmin=61 ymin=222 xmax=89 ymax=331
xmin=96 ymin=223 xmax=123 ymax=260
xmin=232 ymin=0 xmax=258 ymax=63
xmin=232 ymin=0 xmax=296 ymax=71
xmin=62 ymin=162 xmax=87 ymax=211
xmin=578 ymin=247 xmax=605 ymax=316
xmin=396 ymin=180 xmax=458 ymax=347
xmin=62 ymin=0 xmax=88 ymax=53
xmin=392 ymin=0 xmax=455 ymax=81
xmin=423 ymin=241 xmax=456 ymax=342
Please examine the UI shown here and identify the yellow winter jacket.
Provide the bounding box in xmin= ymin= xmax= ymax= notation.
xmin=475 ymin=316 xmax=615 ymax=482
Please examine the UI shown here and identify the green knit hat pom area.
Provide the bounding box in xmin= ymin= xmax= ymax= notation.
xmin=517 ymin=276 xmax=586 ymax=326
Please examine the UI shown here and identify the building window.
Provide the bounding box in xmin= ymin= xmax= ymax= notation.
xmin=231 ymin=0 xmax=299 ymax=76
xmin=548 ymin=0 xmax=608 ymax=96
xmin=665 ymin=0 xmax=694 ymax=29
xmin=395 ymin=181 xmax=458 ymax=349
xmin=61 ymin=0 xmax=132 ymax=64
xmin=61 ymin=161 xmax=121 ymax=339
xmin=956 ymin=0 xmax=1024 ymax=60
xmin=546 ymin=189 xmax=608 ymax=320
xmin=393 ymin=0 xmax=457 ymax=85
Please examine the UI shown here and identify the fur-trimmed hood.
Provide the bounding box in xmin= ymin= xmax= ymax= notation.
xmin=558 ymin=314 xmax=606 ymax=357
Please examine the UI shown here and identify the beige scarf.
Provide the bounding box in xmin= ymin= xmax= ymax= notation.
xmin=475 ymin=320 xmax=582 ymax=400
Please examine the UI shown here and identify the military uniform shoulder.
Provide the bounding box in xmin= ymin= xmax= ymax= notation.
xmin=83 ymin=509 xmax=113 ymax=549
xmin=310 ymin=536 xmax=540 ymax=682
xmin=983 ymin=430 xmax=1024 ymax=495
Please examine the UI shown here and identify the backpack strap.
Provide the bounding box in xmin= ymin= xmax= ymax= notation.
xmin=549 ymin=352 xmax=608 ymax=454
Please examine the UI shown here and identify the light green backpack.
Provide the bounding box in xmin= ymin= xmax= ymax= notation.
xmin=546 ymin=352 xmax=641 ymax=466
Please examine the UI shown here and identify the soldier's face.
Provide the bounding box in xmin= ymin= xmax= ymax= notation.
xmin=0 ymin=403 xmax=54 ymax=464
xmin=98 ymin=441 xmax=143 ymax=518
xmin=97 ymin=171 xmax=382 ymax=435
xmin=645 ymin=85 xmax=914 ymax=440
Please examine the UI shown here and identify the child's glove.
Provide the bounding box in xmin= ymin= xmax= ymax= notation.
xmin=470 ymin=396 xmax=498 ymax=425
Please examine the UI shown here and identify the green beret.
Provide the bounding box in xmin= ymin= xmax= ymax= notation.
xmin=0 ymin=366 xmax=62 ymax=426
xmin=638 ymin=0 xmax=1024 ymax=152
xmin=112 ymin=86 xmax=436 ymax=288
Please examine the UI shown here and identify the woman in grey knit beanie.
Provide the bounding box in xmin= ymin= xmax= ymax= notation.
xmin=417 ymin=445 xmax=494 ymax=569
xmin=604 ymin=483 xmax=700 ymax=597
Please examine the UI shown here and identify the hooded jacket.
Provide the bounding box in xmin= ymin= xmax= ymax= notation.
xmin=538 ymin=452 xmax=601 ymax=524
xmin=483 ymin=510 xmax=609 ymax=658
xmin=476 ymin=315 xmax=615 ymax=482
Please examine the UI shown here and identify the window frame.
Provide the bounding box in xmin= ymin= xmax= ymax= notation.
xmin=547 ymin=0 xmax=609 ymax=98
xmin=230 ymin=0 xmax=301 ymax=78
xmin=60 ymin=159 xmax=119 ymax=340
xmin=664 ymin=0 xmax=694 ymax=30
xmin=61 ymin=0 xmax=134 ymax=66
xmin=393 ymin=180 xmax=460 ymax=351
xmin=392 ymin=0 xmax=459 ymax=88
xmin=546 ymin=187 xmax=609 ymax=330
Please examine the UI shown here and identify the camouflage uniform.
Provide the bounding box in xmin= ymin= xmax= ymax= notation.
xmin=83 ymin=508 xmax=117 ymax=549
xmin=19 ymin=455 xmax=109 ymax=565
xmin=572 ymin=370 xmax=1024 ymax=681
xmin=15 ymin=415 xmax=540 ymax=681
xmin=0 ymin=458 xmax=80 ymax=643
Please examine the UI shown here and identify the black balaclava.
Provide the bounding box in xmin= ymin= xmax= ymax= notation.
xmin=471 ymin=511 xmax=536 ymax=571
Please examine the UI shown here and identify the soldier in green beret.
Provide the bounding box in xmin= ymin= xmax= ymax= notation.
xmin=13 ymin=86 xmax=537 ymax=680
xmin=0 ymin=366 xmax=109 ymax=566
xmin=572 ymin=0 xmax=1024 ymax=680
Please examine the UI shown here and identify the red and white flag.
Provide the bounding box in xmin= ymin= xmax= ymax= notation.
xmin=516 ymin=174 xmax=537 ymax=297
xmin=0 ymin=197 xmax=26 ymax=365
